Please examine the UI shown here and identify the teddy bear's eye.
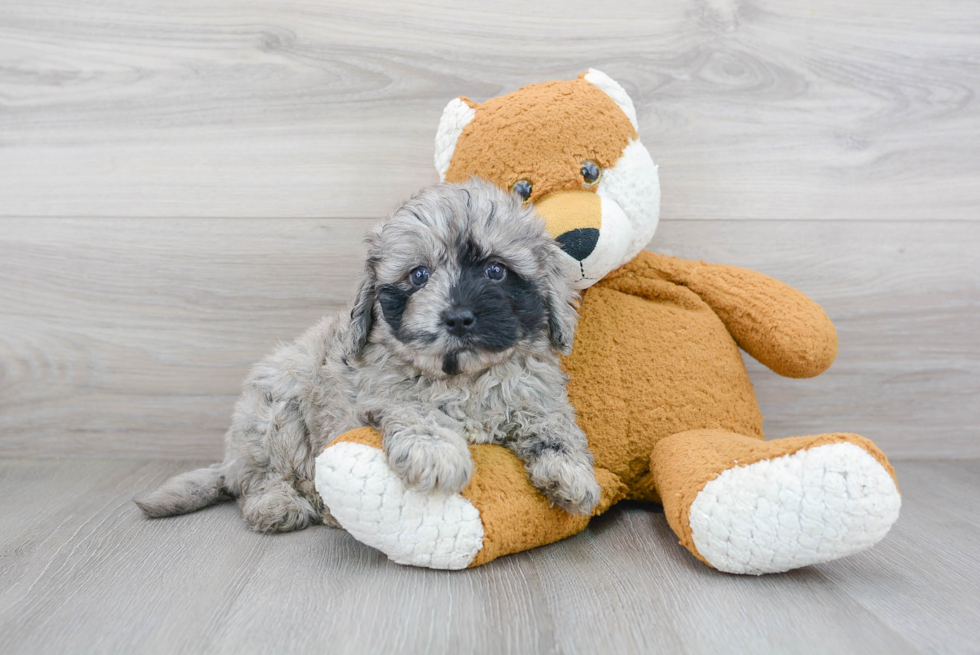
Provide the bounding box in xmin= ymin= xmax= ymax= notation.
xmin=581 ymin=161 xmax=602 ymax=187
xmin=511 ymin=180 xmax=532 ymax=204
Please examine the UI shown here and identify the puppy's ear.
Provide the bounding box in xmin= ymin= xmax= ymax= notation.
xmin=345 ymin=241 xmax=380 ymax=360
xmin=541 ymin=251 xmax=579 ymax=356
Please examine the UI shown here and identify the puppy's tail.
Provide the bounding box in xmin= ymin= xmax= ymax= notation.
xmin=134 ymin=464 xmax=231 ymax=518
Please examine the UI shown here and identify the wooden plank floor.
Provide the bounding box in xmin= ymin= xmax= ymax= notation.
xmin=0 ymin=458 xmax=976 ymax=655
xmin=2 ymin=1 xmax=978 ymax=653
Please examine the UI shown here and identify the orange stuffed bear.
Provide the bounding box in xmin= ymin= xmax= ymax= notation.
xmin=314 ymin=70 xmax=901 ymax=574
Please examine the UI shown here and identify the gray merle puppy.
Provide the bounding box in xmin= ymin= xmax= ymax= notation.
xmin=136 ymin=179 xmax=601 ymax=533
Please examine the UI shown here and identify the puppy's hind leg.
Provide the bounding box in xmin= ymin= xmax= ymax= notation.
xmin=238 ymin=474 xmax=322 ymax=533
xmin=229 ymin=346 xmax=328 ymax=533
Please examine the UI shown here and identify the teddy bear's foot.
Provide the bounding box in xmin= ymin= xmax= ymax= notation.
xmin=652 ymin=430 xmax=901 ymax=575
xmin=688 ymin=441 xmax=901 ymax=574
xmin=315 ymin=428 xmax=626 ymax=569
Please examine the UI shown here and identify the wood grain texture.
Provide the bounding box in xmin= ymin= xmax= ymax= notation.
xmin=2 ymin=5 xmax=976 ymax=651
xmin=1 ymin=0 xmax=978 ymax=220
xmin=0 ymin=217 xmax=368 ymax=459
xmin=0 ymin=458 xmax=976 ymax=654
xmin=652 ymin=220 xmax=980 ymax=459
xmin=1 ymin=217 xmax=976 ymax=460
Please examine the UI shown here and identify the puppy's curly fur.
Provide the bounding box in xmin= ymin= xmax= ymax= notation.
xmin=135 ymin=179 xmax=600 ymax=533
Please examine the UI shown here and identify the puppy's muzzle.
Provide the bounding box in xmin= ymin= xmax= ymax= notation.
xmin=442 ymin=309 xmax=476 ymax=337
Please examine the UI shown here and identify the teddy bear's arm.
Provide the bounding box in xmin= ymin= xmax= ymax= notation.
xmin=619 ymin=251 xmax=838 ymax=378
xmin=316 ymin=427 xmax=626 ymax=569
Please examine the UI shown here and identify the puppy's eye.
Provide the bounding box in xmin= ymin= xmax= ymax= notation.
xmin=485 ymin=262 xmax=506 ymax=281
xmin=581 ymin=161 xmax=601 ymax=187
xmin=511 ymin=180 xmax=532 ymax=204
xmin=409 ymin=266 xmax=430 ymax=287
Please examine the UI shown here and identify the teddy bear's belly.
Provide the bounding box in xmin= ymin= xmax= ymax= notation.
xmin=561 ymin=286 xmax=764 ymax=501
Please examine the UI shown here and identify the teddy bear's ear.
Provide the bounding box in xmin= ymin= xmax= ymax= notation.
xmin=434 ymin=97 xmax=477 ymax=181
xmin=581 ymin=69 xmax=638 ymax=131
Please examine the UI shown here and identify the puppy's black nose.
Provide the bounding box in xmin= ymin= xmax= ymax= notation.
xmin=442 ymin=310 xmax=476 ymax=336
xmin=555 ymin=228 xmax=600 ymax=262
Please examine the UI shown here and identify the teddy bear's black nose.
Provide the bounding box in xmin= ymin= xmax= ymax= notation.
xmin=556 ymin=228 xmax=600 ymax=261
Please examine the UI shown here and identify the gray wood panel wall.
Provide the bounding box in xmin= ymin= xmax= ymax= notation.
xmin=1 ymin=0 xmax=978 ymax=460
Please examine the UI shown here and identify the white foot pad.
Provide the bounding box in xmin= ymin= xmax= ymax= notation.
xmin=688 ymin=443 xmax=901 ymax=575
xmin=315 ymin=442 xmax=484 ymax=570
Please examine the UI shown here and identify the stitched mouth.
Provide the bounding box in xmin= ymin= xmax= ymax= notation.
xmin=576 ymin=263 xmax=600 ymax=282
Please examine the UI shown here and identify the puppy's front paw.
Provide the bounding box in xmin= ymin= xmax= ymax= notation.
xmin=385 ymin=429 xmax=473 ymax=494
xmin=528 ymin=451 xmax=602 ymax=515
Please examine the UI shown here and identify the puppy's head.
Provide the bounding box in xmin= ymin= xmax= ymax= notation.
xmin=346 ymin=178 xmax=577 ymax=377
